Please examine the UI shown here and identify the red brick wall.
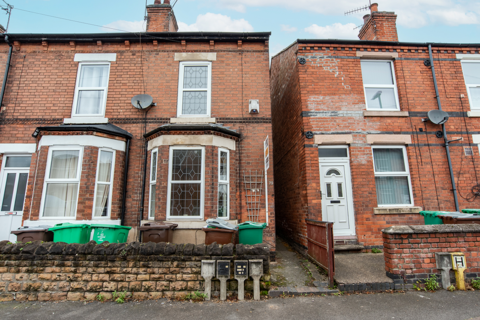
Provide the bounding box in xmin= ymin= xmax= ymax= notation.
xmin=271 ymin=42 xmax=480 ymax=249
xmin=383 ymin=225 xmax=480 ymax=283
xmin=0 ymin=37 xmax=275 ymax=251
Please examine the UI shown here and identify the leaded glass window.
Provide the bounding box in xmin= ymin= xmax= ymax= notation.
xmin=169 ymin=148 xmax=204 ymax=217
xmin=177 ymin=62 xmax=211 ymax=117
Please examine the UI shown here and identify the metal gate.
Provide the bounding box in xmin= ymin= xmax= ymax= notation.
xmin=306 ymin=219 xmax=335 ymax=287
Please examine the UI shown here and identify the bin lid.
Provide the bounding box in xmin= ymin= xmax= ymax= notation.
xmin=49 ymin=223 xmax=91 ymax=231
xmin=238 ymin=221 xmax=267 ymax=229
xmin=461 ymin=209 xmax=480 ymax=214
xmin=420 ymin=211 xmax=460 ymax=217
xmin=91 ymin=224 xmax=132 ymax=230
xmin=138 ymin=223 xmax=178 ymax=231
xmin=202 ymin=227 xmax=235 ymax=233
xmin=17 ymin=225 xmax=52 ymax=230
xmin=205 ymin=218 xmax=238 ymax=230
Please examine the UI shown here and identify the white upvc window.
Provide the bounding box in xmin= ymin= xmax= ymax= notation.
xmin=217 ymin=148 xmax=230 ymax=219
xmin=177 ymin=61 xmax=212 ymax=117
xmin=461 ymin=61 xmax=480 ymax=110
xmin=372 ymin=146 xmax=413 ymax=207
xmin=361 ymin=60 xmax=400 ymax=111
xmin=92 ymin=149 xmax=115 ymax=219
xmin=72 ymin=62 xmax=111 ymax=117
xmin=149 ymin=149 xmax=158 ymax=220
xmin=40 ymin=146 xmax=83 ymax=218
xmin=0 ymin=155 xmax=31 ymax=214
xmin=167 ymin=146 xmax=205 ymax=219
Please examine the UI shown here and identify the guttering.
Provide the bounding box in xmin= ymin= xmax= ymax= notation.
xmin=0 ymin=35 xmax=13 ymax=109
xmin=35 ymin=124 xmax=133 ymax=139
xmin=428 ymin=43 xmax=460 ymax=211
xmin=120 ymin=138 xmax=131 ymax=226
xmin=296 ymin=39 xmax=480 ymax=48
xmin=144 ymin=124 xmax=241 ymax=139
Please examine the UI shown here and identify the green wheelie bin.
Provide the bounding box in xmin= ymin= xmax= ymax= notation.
xmin=238 ymin=221 xmax=267 ymax=245
xmin=48 ymin=223 xmax=92 ymax=244
xmin=91 ymin=224 xmax=132 ymax=243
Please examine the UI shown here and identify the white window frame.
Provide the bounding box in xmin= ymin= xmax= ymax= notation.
xmin=372 ymin=145 xmax=414 ymax=207
xmin=92 ymin=148 xmax=115 ymax=219
xmin=0 ymin=154 xmax=31 ymax=213
xmin=177 ymin=61 xmax=212 ymax=118
xmin=460 ymin=60 xmax=480 ymax=110
xmin=40 ymin=146 xmax=83 ymax=219
xmin=361 ymin=60 xmax=401 ymax=111
xmin=71 ymin=62 xmax=111 ymax=118
xmin=166 ymin=146 xmax=205 ymax=220
xmin=217 ymin=148 xmax=230 ymax=219
xmin=149 ymin=149 xmax=158 ymax=220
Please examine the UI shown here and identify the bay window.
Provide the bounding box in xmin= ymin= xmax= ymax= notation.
xmin=167 ymin=147 xmax=205 ymax=219
xmin=372 ymin=146 xmax=413 ymax=206
xmin=93 ymin=149 xmax=115 ymax=218
xmin=149 ymin=149 xmax=158 ymax=220
xmin=41 ymin=147 xmax=82 ymax=217
xmin=218 ymin=149 xmax=229 ymax=219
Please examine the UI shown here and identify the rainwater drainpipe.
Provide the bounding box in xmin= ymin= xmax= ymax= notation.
xmin=0 ymin=35 xmax=13 ymax=109
xmin=428 ymin=43 xmax=459 ymax=211
xmin=120 ymin=138 xmax=131 ymax=226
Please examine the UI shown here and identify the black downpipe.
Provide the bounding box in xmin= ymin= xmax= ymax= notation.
xmin=428 ymin=44 xmax=460 ymax=211
xmin=138 ymin=139 xmax=148 ymax=241
xmin=120 ymin=138 xmax=131 ymax=226
xmin=0 ymin=35 xmax=13 ymax=107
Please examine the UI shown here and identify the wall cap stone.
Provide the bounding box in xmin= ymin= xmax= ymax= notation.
xmin=383 ymin=224 xmax=480 ymax=234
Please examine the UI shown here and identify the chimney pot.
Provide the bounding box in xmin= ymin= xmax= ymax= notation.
xmin=164 ymin=0 xmax=171 ymax=4
xmin=154 ymin=0 xmax=161 ymax=4
xmin=363 ymin=14 xmax=371 ymax=24
xmin=370 ymin=3 xmax=378 ymax=12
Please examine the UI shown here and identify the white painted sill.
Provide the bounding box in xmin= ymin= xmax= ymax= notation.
xmin=170 ymin=117 xmax=216 ymax=124
xmin=373 ymin=206 xmax=422 ymax=215
xmin=467 ymin=111 xmax=480 ymax=118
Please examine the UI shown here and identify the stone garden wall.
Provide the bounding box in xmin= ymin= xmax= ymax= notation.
xmin=0 ymin=240 xmax=270 ymax=302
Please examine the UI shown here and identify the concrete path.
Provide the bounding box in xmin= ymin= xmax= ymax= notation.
xmin=2 ymin=291 xmax=480 ymax=320
xmin=334 ymin=253 xmax=393 ymax=285
xmin=271 ymin=238 xmax=312 ymax=287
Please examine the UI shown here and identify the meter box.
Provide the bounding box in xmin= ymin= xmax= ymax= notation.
xmin=234 ymin=261 xmax=248 ymax=277
xmin=217 ymin=260 xmax=230 ymax=278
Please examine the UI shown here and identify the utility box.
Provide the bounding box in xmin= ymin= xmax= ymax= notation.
xmin=216 ymin=260 xmax=231 ymax=301
xmin=201 ymin=260 xmax=215 ymax=300
xmin=435 ymin=252 xmax=453 ymax=289
xmin=249 ymin=99 xmax=259 ymax=114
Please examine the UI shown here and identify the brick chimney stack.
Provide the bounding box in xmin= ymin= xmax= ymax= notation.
xmin=146 ymin=0 xmax=179 ymax=33
xmin=358 ymin=3 xmax=398 ymax=42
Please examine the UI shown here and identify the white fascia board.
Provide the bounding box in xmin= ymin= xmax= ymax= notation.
xmin=456 ymin=54 xmax=480 ymax=60
xmin=39 ymin=135 xmax=126 ymax=152
xmin=74 ymin=53 xmax=117 ymax=62
xmin=0 ymin=143 xmax=36 ymax=154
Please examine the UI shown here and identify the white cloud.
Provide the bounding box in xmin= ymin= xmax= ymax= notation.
xmin=178 ymin=13 xmax=254 ymax=32
xmin=215 ymin=0 xmax=480 ymax=28
xmin=281 ymin=24 xmax=297 ymax=32
xmin=101 ymin=20 xmax=146 ymax=33
xmin=305 ymin=23 xmax=357 ymax=39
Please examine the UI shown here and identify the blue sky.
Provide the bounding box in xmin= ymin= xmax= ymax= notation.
xmin=2 ymin=0 xmax=480 ymax=56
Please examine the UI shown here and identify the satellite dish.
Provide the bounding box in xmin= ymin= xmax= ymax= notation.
xmin=131 ymin=94 xmax=153 ymax=110
xmin=427 ymin=110 xmax=449 ymax=125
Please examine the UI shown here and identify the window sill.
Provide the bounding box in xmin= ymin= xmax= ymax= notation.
xmin=64 ymin=117 xmax=108 ymax=124
xmin=170 ymin=117 xmax=216 ymax=124
xmin=363 ymin=111 xmax=409 ymax=117
xmin=467 ymin=111 xmax=480 ymax=118
xmin=373 ymin=206 xmax=422 ymax=215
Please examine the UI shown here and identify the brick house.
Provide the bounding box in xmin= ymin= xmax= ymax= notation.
xmin=0 ymin=0 xmax=275 ymax=253
xmin=271 ymin=3 xmax=480 ymax=251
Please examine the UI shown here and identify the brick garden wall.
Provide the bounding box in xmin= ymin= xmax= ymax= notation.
xmin=383 ymin=224 xmax=480 ymax=287
xmin=0 ymin=240 xmax=271 ymax=302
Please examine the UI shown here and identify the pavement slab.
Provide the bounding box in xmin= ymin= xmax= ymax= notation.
xmin=334 ymin=253 xmax=393 ymax=285
xmin=1 ymin=291 xmax=480 ymax=320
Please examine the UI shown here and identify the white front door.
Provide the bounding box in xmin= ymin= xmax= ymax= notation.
xmin=0 ymin=155 xmax=31 ymax=241
xmin=318 ymin=147 xmax=355 ymax=236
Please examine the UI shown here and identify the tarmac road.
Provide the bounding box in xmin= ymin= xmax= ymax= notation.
xmin=1 ymin=290 xmax=480 ymax=320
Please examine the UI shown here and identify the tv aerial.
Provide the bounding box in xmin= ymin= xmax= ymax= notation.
xmin=131 ymin=94 xmax=154 ymax=110
xmin=344 ymin=0 xmax=372 ymax=16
